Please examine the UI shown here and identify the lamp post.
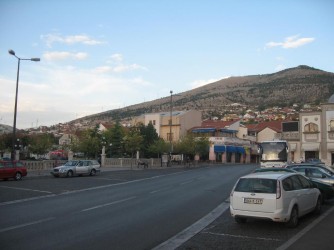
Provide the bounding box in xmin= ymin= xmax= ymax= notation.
xmin=169 ymin=90 xmax=173 ymax=153
xmin=8 ymin=50 xmax=40 ymax=160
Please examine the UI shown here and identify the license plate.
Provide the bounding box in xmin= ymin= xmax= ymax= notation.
xmin=244 ymin=198 xmax=263 ymax=204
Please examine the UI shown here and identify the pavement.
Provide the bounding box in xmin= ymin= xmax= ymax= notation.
xmin=26 ymin=167 xmax=334 ymax=250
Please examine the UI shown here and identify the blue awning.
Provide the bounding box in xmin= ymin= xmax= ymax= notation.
xmin=214 ymin=145 xmax=226 ymax=152
xmin=226 ymin=145 xmax=236 ymax=153
xmin=192 ymin=128 xmax=216 ymax=133
xmin=220 ymin=129 xmax=238 ymax=133
xmin=235 ymin=147 xmax=245 ymax=154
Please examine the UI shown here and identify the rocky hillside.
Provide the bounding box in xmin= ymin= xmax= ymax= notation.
xmin=76 ymin=65 xmax=334 ymax=124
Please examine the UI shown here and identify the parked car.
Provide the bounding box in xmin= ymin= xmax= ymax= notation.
xmin=254 ymin=168 xmax=334 ymax=202
xmin=0 ymin=160 xmax=27 ymax=181
xmin=50 ymin=160 xmax=100 ymax=178
xmin=286 ymin=163 xmax=334 ymax=176
xmin=306 ymin=158 xmax=324 ymax=165
xmin=230 ymin=172 xmax=322 ymax=228
xmin=287 ymin=165 xmax=334 ymax=186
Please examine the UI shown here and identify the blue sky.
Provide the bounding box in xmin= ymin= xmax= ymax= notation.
xmin=0 ymin=0 xmax=333 ymax=129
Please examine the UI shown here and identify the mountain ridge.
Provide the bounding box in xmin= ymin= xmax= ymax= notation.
xmin=78 ymin=65 xmax=333 ymax=123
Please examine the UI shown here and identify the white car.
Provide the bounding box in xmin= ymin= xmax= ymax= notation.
xmin=230 ymin=172 xmax=322 ymax=227
xmin=51 ymin=160 xmax=101 ymax=178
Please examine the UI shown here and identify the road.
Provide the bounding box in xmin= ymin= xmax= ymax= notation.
xmin=0 ymin=164 xmax=256 ymax=250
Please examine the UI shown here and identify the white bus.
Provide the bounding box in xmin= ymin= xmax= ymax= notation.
xmin=258 ymin=140 xmax=289 ymax=168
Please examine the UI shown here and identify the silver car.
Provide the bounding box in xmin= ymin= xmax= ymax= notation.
xmin=51 ymin=160 xmax=100 ymax=177
xmin=290 ymin=166 xmax=334 ymax=186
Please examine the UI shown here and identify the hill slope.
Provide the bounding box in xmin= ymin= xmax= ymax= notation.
xmin=76 ymin=65 xmax=334 ymax=124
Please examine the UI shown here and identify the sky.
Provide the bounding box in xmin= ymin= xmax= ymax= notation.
xmin=0 ymin=0 xmax=333 ymax=129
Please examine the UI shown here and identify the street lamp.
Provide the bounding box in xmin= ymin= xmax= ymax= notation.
xmin=169 ymin=90 xmax=173 ymax=153
xmin=8 ymin=49 xmax=40 ymax=160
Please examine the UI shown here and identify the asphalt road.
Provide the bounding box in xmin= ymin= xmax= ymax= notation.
xmin=0 ymin=164 xmax=256 ymax=250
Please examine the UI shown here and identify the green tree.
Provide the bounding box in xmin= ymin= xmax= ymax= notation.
xmin=122 ymin=129 xmax=143 ymax=159
xmin=148 ymin=138 xmax=170 ymax=158
xmin=77 ymin=126 xmax=102 ymax=159
xmin=107 ymin=121 xmax=125 ymax=157
xmin=29 ymin=134 xmax=53 ymax=157
xmin=138 ymin=122 xmax=159 ymax=157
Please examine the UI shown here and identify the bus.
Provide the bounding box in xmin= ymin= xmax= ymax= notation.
xmin=258 ymin=140 xmax=289 ymax=168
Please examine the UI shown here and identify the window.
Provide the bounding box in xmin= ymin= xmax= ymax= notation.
xmin=283 ymin=177 xmax=293 ymax=191
xmin=330 ymin=120 xmax=334 ymax=131
xmin=304 ymin=122 xmax=318 ymax=132
xmin=297 ymin=175 xmax=311 ymax=189
xmin=290 ymin=175 xmax=303 ymax=190
xmin=152 ymin=120 xmax=156 ymax=125
xmin=235 ymin=178 xmax=276 ymax=193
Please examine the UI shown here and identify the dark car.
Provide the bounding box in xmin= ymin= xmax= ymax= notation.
xmin=306 ymin=158 xmax=324 ymax=165
xmin=0 ymin=160 xmax=27 ymax=181
xmin=286 ymin=163 xmax=334 ymax=176
xmin=254 ymin=168 xmax=334 ymax=202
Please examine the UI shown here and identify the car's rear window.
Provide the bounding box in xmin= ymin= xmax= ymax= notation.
xmin=235 ymin=178 xmax=277 ymax=193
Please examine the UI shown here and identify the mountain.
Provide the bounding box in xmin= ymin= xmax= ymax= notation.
xmin=72 ymin=65 xmax=334 ymax=124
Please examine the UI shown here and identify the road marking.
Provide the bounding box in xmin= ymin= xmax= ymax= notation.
xmin=180 ymin=180 xmax=195 ymax=185
xmin=0 ymin=194 xmax=57 ymax=206
xmin=81 ymin=196 xmax=136 ymax=212
xmin=0 ymin=185 xmax=53 ymax=194
xmin=277 ymin=205 xmax=334 ymax=250
xmin=0 ymin=169 xmax=191 ymax=206
xmin=202 ymin=231 xmax=281 ymax=241
xmin=150 ymin=188 xmax=166 ymax=194
xmin=153 ymin=200 xmax=230 ymax=250
xmin=0 ymin=217 xmax=55 ymax=233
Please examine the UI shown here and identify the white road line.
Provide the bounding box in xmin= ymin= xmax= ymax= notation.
xmin=153 ymin=200 xmax=230 ymax=250
xmin=277 ymin=205 xmax=334 ymax=250
xmin=202 ymin=231 xmax=281 ymax=241
xmin=0 ymin=194 xmax=57 ymax=206
xmin=180 ymin=180 xmax=195 ymax=185
xmin=0 ymin=217 xmax=55 ymax=233
xmin=150 ymin=188 xmax=165 ymax=194
xmin=0 ymin=170 xmax=191 ymax=206
xmin=0 ymin=185 xmax=53 ymax=194
xmin=81 ymin=196 xmax=136 ymax=212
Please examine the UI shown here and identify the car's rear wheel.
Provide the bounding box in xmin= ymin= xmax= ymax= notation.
xmin=286 ymin=206 xmax=298 ymax=228
xmin=90 ymin=169 xmax=96 ymax=176
xmin=235 ymin=217 xmax=247 ymax=224
xmin=14 ymin=172 xmax=22 ymax=181
xmin=67 ymin=170 xmax=73 ymax=177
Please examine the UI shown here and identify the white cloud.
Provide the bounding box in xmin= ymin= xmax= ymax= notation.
xmin=43 ymin=51 xmax=88 ymax=61
xmin=41 ymin=33 xmax=105 ymax=47
xmin=190 ymin=76 xmax=230 ymax=89
xmin=0 ymin=61 xmax=154 ymax=128
xmin=266 ymin=35 xmax=315 ymax=49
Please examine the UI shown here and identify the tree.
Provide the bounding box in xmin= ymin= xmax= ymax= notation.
xmin=122 ymin=129 xmax=143 ymax=159
xmin=107 ymin=121 xmax=125 ymax=157
xmin=77 ymin=126 xmax=102 ymax=159
xmin=148 ymin=138 xmax=169 ymax=158
xmin=138 ymin=122 xmax=159 ymax=157
xmin=29 ymin=134 xmax=53 ymax=157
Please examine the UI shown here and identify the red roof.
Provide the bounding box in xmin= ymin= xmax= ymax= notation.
xmin=245 ymin=121 xmax=282 ymax=132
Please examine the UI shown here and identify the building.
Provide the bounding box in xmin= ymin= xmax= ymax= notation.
xmin=132 ymin=110 xmax=202 ymax=142
xmin=191 ymin=120 xmax=253 ymax=164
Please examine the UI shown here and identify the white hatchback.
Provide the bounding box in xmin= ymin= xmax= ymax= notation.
xmin=230 ymin=172 xmax=322 ymax=227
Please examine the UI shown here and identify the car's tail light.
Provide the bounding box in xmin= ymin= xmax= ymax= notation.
xmin=276 ymin=180 xmax=281 ymax=199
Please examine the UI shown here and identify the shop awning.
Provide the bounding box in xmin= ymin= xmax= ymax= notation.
xmin=214 ymin=145 xmax=226 ymax=152
xmin=301 ymin=143 xmax=320 ymax=151
xmin=192 ymin=128 xmax=216 ymax=133
xmin=235 ymin=147 xmax=245 ymax=154
xmin=226 ymin=145 xmax=236 ymax=153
